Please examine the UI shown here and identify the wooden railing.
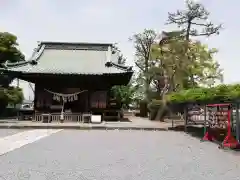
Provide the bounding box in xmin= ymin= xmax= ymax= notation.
xmin=34 ymin=113 xmax=83 ymax=122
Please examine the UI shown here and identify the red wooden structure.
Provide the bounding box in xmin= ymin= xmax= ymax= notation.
xmin=202 ymin=103 xmax=240 ymax=149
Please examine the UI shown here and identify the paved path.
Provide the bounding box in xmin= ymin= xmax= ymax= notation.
xmin=0 ymin=129 xmax=25 ymax=138
xmin=0 ymin=129 xmax=240 ymax=179
xmin=0 ymin=129 xmax=61 ymax=156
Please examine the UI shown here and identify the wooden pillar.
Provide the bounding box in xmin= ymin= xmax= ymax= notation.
xmin=88 ymin=91 xmax=92 ymax=113
xmin=85 ymin=90 xmax=89 ymax=112
xmin=34 ymin=84 xmax=37 ymax=112
xmin=203 ymin=104 xmax=207 ymax=135
xmin=236 ymin=103 xmax=240 ymax=142
xmin=184 ymin=104 xmax=188 ymax=132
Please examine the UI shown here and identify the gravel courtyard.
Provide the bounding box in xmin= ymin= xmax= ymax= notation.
xmin=0 ymin=130 xmax=240 ymax=180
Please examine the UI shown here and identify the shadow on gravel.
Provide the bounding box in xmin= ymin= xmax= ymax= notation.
xmin=168 ymin=125 xmax=204 ymax=139
xmin=169 ymin=125 xmax=240 ymax=152
xmin=120 ymin=118 xmax=131 ymax=122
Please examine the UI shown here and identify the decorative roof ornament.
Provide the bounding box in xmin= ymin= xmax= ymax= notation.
xmin=105 ymin=61 xmax=112 ymax=67
xmin=111 ymin=49 xmax=116 ymax=54
xmin=0 ymin=62 xmax=7 ymax=68
xmin=111 ymin=44 xmax=118 ymax=54
xmin=154 ymin=31 xmax=169 ymax=45
xmin=105 ymin=62 xmax=132 ymax=72
xmin=30 ymin=60 xmax=38 ymax=65
xmin=0 ymin=44 xmax=44 ymax=69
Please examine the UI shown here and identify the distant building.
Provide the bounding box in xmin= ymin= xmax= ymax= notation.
xmin=20 ymin=100 xmax=34 ymax=110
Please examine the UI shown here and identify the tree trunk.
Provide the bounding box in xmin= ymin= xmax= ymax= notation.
xmin=155 ymin=105 xmax=166 ymax=122
xmin=185 ymin=21 xmax=195 ymax=87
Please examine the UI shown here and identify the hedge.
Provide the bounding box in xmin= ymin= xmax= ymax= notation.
xmin=166 ymin=84 xmax=240 ymax=104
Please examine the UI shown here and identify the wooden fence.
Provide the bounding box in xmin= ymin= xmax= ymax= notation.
xmin=33 ymin=113 xmax=84 ymax=123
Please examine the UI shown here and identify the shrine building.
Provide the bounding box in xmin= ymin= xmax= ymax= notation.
xmin=1 ymin=42 xmax=133 ymax=122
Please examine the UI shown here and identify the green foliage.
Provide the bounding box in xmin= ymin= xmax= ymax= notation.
xmin=0 ymin=32 xmax=25 ymax=65
xmin=130 ymin=29 xmax=157 ymax=100
xmin=0 ymin=87 xmax=24 ymax=105
xmin=0 ymin=87 xmax=24 ymax=114
xmin=163 ymin=0 xmax=223 ymax=90
xmin=130 ymin=29 xmax=156 ymax=68
xmin=0 ymin=72 xmax=14 ymax=88
xmin=150 ymin=38 xmax=223 ymax=90
xmin=167 ymin=84 xmax=240 ymax=104
xmin=129 ymin=0 xmax=223 ymax=120
xmin=0 ymin=32 xmax=25 ymax=87
xmin=111 ymin=85 xmax=136 ymax=108
xmin=187 ymin=42 xmax=223 ymax=86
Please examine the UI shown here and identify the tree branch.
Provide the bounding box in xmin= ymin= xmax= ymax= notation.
xmin=135 ymin=62 xmax=144 ymax=71
xmin=191 ymin=22 xmax=210 ymax=27
xmin=189 ymin=31 xmax=217 ymax=36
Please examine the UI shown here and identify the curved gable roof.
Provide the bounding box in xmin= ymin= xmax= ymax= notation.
xmin=2 ymin=41 xmax=133 ymax=76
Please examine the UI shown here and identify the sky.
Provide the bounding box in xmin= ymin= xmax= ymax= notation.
xmin=0 ymin=0 xmax=239 ymax=100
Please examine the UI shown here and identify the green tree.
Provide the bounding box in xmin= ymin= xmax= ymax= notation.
xmin=0 ymin=32 xmax=25 ymax=65
xmin=0 ymin=32 xmax=25 ymax=113
xmin=185 ymin=41 xmax=223 ymax=87
xmin=166 ymin=0 xmax=222 ymax=86
xmin=151 ymin=36 xmax=223 ymax=90
xmin=149 ymin=31 xmax=223 ymax=121
xmin=110 ymin=45 xmax=138 ymax=108
xmin=149 ymin=33 xmax=188 ymax=121
xmin=150 ymin=31 xmax=187 ymax=93
xmin=0 ymin=32 xmax=25 ymax=87
xmin=111 ymin=84 xmax=137 ymax=109
xmin=130 ymin=29 xmax=157 ymax=100
xmin=0 ymin=87 xmax=24 ymax=114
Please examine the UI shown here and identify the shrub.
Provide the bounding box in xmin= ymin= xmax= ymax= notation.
xmin=0 ymin=86 xmax=23 ymax=115
xmin=148 ymin=99 xmax=162 ymax=110
xmin=167 ymin=84 xmax=240 ymax=104
xmin=148 ymin=100 xmax=163 ymax=120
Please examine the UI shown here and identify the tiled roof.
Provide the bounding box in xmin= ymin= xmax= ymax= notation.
xmin=3 ymin=42 xmax=133 ymax=75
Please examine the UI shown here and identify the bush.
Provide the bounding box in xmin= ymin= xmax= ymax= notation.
xmin=148 ymin=100 xmax=163 ymax=120
xmin=148 ymin=99 xmax=162 ymax=110
xmin=167 ymin=84 xmax=240 ymax=104
xmin=0 ymin=87 xmax=23 ymax=115
xmin=0 ymin=108 xmax=18 ymax=118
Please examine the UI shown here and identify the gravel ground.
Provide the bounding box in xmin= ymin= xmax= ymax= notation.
xmin=0 ymin=129 xmax=25 ymax=138
xmin=0 ymin=130 xmax=240 ymax=180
